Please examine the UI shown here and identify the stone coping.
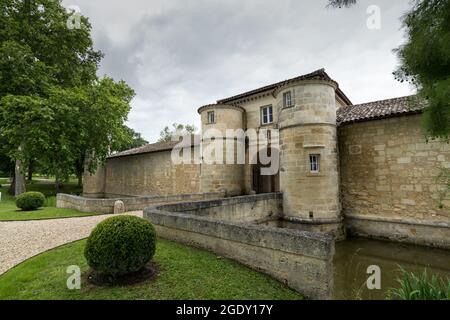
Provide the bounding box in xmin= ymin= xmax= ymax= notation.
xmin=145 ymin=195 xmax=333 ymax=260
xmin=197 ymin=103 xmax=245 ymax=115
xmin=59 ymin=191 xmax=225 ymax=203
xmin=160 ymin=192 xmax=283 ymax=212
xmin=57 ymin=191 xmax=226 ymax=214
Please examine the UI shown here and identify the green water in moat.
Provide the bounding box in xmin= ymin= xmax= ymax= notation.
xmin=333 ymin=238 xmax=450 ymax=300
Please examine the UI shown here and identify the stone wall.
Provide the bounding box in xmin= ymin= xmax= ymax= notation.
xmin=83 ymin=164 xmax=106 ymax=197
xmin=160 ymin=192 xmax=283 ymax=223
xmin=57 ymin=191 xmax=225 ymax=214
xmin=339 ymin=114 xmax=450 ymax=248
xmin=103 ymin=149 xmax=200 ymax=197
xmin=144 ymin=194 xmax=335 ymax=300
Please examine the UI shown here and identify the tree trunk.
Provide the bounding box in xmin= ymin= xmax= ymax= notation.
xmin=75 ymin=154 xmax=85 ymax=188
xmin=77 ymin=173 xmax=83 ymax=188
xmin=12 ymin=159 xmax=26 ymax=196
xmin=7 ymin=167 xmax=14 ymax=195
xmin=55 ymin=174 xmax=61 ymax=194
xmin=27 ymin=160 xmax=34 ymax=182
xmin=8 ymin=174 xmax=15 ymax=195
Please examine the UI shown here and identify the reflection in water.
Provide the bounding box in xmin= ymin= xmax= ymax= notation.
xmin=333 ymin=238 xmax=450 ymax=300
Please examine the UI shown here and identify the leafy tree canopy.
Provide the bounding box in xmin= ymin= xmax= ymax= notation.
xmin=394 ymin=0 xmax=450 ymax=139
xmin=0 ymin=77 xmax=135 ymax=183
xmin=115 ymin=126 xmax=149 ymax=152
xmin=158 ymin=123 xmax=197 ymax=143
xmin=0 ymin=0 xmax=102 ymax=89
xmin=0 ymin=0 xmax=143 ymax=190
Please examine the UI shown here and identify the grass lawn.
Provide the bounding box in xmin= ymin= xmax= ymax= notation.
xmin=0 ymin=238 xmax=303 ymax=300
xmin=0 ymin=180 xmax=99 ymax=221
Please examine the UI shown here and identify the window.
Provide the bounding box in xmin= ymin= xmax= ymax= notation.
xmin=309 ymin=154 xmax=320 ymax=173
xmin=207 ymin=111 xmax=215 ymax=124
xmin=283 ymin=91 xmax=293 ymax=108
xmin=261 ymin=105 xmax=273 ymax=125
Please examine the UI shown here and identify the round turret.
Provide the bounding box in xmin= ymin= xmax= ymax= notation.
xmin=198 ymin=104 xmax=245 ymax=196
xmin=276 ymin=79 xmax=343 ymax=238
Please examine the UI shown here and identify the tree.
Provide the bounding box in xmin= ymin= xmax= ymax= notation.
xmin=0 ymin=95 xmax=51 ymax=194
xmin=158 ymin=123 xmax=197 ymax=143
xmin=115 ymin=126 xmax=149 ymax=152
xmin=73 ymin=78 xmax=135 ymax=187
xmin=393 ymin=0 xmax=450 ymax=139
xmin=0 ymin=41 xmax=54 ymax=98
xmin=0 ymin=1 xmax=134 ymax=193
xmin=0 ymin=135 xmax=13 ymax=179
xmin=0 ymin=78 xmax=134 ymax=190
xmin=0 ymin=0 xmax=102 ymax=88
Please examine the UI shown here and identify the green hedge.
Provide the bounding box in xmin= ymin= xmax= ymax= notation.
xmin=15 ymin=192 xmax=46 ymax=211
xmin=84 ymin=216 xmax=157 ymax=277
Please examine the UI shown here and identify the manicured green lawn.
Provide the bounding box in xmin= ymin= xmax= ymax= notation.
xmin=0 ymin=181 xmax=98 ymax=221
xmin=0 ymin=238 xmax=303 ymax=300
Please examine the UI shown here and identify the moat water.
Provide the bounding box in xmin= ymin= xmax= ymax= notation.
xmin=333 ymin=238 xmax=450 ymax=300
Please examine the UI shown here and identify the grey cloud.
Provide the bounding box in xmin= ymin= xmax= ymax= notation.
xmin=64 ymin=0 xmax=415 ymax=141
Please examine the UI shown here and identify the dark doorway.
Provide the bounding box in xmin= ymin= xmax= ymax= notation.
xmin=251 ymin=148 xmax=280 ymax=194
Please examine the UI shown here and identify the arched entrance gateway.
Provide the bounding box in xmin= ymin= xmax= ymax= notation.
xmin=251 ymin=147 xmax=280 ymax=194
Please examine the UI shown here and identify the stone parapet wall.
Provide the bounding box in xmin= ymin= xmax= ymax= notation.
xmin=144 ymin=194 xmax=335 ymax=299
xmin=56 ymin=191 xmax=225 ymax=214
xmin=161 ymin=192 xmax=283 ymax=223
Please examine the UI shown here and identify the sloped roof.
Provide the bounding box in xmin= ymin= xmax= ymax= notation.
xmin=108 ymin=136 xmax=200 ymax=159
xmin=337 ymin=95 xmax=425 ymax=125
xmin=217 ymin=68 xmax=352 ymax=105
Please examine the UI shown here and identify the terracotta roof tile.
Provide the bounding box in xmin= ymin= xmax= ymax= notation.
xmin=217 ymin=68 xmax=352 ymax=105
xmin=337 ymin=95 xmax=425 ymax=125
xmin=108 ymin=135 xmax=200 ymax=159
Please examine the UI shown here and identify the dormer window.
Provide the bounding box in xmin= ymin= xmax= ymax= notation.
xmin=207 ymin=111 xmax=215 ymax=124
xmin=261 ymin=105 xmax=273 ymax=125
xmin=283 ymin=91 xmax=293 ymax=108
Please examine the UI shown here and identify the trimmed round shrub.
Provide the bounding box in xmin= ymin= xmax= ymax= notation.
xmin=16 ymin=192 xmax=46 ymax=211
xmin=84 ymin=216 xmax=157 ymax=277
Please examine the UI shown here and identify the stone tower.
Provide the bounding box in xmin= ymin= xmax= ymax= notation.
xmin=197 ymin=104 xmax=245 ymax=197
xmin=83 ymin=164 xmax=106 ymax=198
xmin=276 ymin=78 xmax=343 ymax=238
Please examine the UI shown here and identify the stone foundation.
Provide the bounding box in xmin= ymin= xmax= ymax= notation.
xmin=345 ymin=214 xmax=450 ymax=249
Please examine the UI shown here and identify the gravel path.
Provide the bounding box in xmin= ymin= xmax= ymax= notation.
xmin=0 ymin=211 xmax=143 ymax=275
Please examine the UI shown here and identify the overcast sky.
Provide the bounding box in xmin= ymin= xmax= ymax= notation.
xmin=62 ymin=0 xmax=415 ymax=142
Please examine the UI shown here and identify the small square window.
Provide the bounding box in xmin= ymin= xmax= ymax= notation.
xmin=283 ymin=91 xmax=293 ymax=108
xmin=309 ymin=154 xmax=320 ymax=173
xmin=261 ymin=105 xmax=273 ymax=125
xmin=207 ymin=111 xmax=215 ymax=124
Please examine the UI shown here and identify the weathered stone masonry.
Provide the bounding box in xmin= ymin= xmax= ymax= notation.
xmin=339 ymin=114 xmax=450 ymax=248
xmin=82 ymin=68 xmax=450 ymax=248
